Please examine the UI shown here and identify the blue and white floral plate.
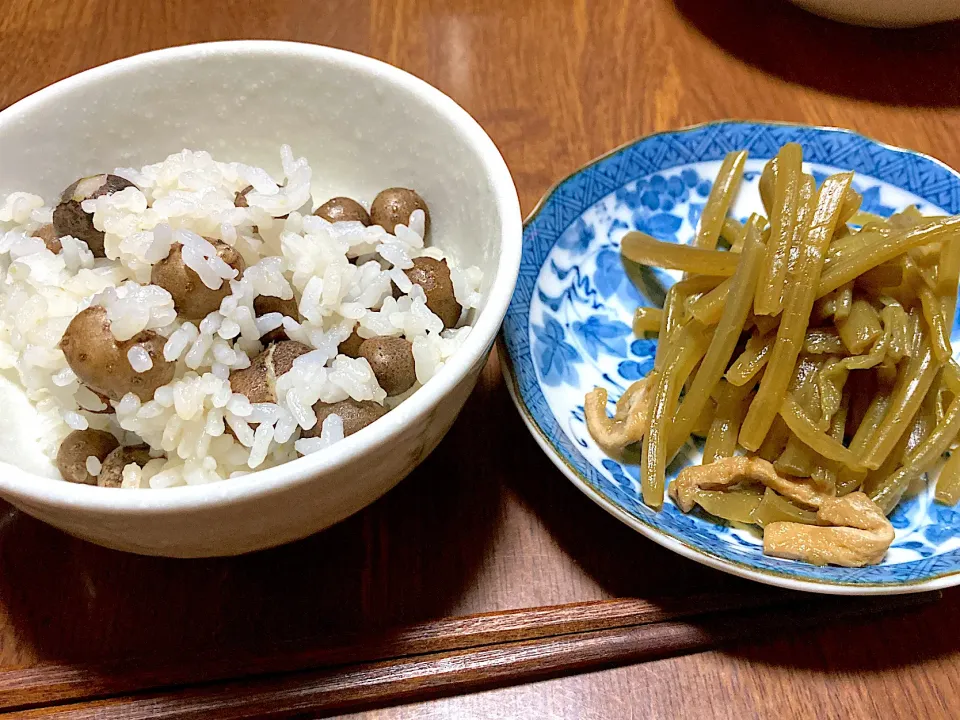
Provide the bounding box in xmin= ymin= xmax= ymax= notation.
xmin=500 ymin=121 xmax=960 ymax=595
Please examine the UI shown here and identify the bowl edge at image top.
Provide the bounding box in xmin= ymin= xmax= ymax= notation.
xmin=789 ymin=0 xmax=960 ymax=27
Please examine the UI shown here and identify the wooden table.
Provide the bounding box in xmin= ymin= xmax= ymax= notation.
xmin=2 ymin=0 xmax=960 ymax=717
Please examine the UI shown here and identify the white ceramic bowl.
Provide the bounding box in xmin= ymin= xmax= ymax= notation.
xmin=0 ymin=41 xmax=522 ymax=557
xmin=789 ymin=0 xmax=960 ymax=27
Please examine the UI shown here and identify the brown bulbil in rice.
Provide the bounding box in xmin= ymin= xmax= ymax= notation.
xmin=231 ymin=350 xmax=274 ymax=405
xmin=304 ymin=399 xmax=387 ymax=439
xmin=272 ymin=340 xmax=312 ymax=376
xmin=151 ymin=240 xmax=245 ymax=321
xmin=234 ymin=185 xmax=253 ymax=208
xmin=338 ymin=327 xmax=365 ymax=358
xmin=235 ymin=184 xmax=301 ymax=220
xmin=370 ymin=188 xmax=430 ymax=235
xmin=56 ymin=429 xmax=119 ymax=485
xmin=33 ymin=224 xmax=62 ymax=254
xmin=53 ymin=174 xmax=137 ymax=257
xmin=229 ymin=340 xmax=312 ymax=404
xmin=60 ymin=306 xmax=176 ymax=402
xmin=358 ymin=336 xmax=416 ymax=396
xmin=315 ymin=197 xmax=371 ymax=226
xmin=396 ymin=257 xmax=462 ymax=328
xmin=253 ymin=294 xmax=299 ymax=343
xmin=234 ymin=186 xmax=262 ymax=234
xmin=98 ymin=445 xmax=153 ymax=488
xmin=253 ymin=294 xmax=299 ymax=320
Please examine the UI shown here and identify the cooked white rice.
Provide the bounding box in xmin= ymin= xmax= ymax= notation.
xmin=0 ymin=147 xmax=481 ymax=488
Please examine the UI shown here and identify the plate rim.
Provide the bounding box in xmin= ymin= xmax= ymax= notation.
xmin=501 ymin=119 xmax=960 ymax=595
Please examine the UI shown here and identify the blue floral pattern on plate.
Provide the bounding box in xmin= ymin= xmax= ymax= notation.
xmin=500 ymin=121 xmax=960 ymax=593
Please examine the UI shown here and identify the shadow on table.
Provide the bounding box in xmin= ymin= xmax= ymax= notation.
xmin=496 ymin=381 xmax=750 ymax=600
xmin=0 ymin=370 xmax=505 ymax=664
xmin=673 ymin=0 xmax=960 ymax=108
xmin=723 ymin=586 xmax=960 ymax=670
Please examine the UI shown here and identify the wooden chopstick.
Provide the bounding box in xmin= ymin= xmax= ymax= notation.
xmin=0 ymin=590 xmax=786 ymax=712
xmin=6 ymin=592 xmax=936 ymax=718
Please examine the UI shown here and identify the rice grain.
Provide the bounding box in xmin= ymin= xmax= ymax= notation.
xmin=0 ymin=146 xmax=483 ymax=487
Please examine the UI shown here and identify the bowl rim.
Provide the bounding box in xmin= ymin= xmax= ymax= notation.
xmin=499 ymin=118 xmax=960 ymax=595
xmin=0 ymin=40 xmax=522 ymax=513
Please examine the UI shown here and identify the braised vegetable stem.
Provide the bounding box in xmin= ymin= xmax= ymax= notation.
xmin=641 ymin=322 xmax=712 ymax=508
xmin=740 ymin=172 xmax=854 ymax=451
xmin=621 ymin=232 xmax=741 ymax=276
xmin=668 ymin=216 xmax=766 ymax=457
xmin=695 ymin=151 xmax=748 ymax=252
xmin=582 ymin=145 xmax=960 ymax=568
xmin=754 ymin=143 xmax=803 ymax=317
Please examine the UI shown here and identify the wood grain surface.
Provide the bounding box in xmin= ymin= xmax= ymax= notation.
xmin=1 ymin=0 xmax=960 ymax=718
xmin=12 ymin=595 xmax=936 ymax=720
xmin=0 ymin=593 xmax=792 ymax=712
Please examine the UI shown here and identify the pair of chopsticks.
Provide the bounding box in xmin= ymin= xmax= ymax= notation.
xmin=4 ymin=590 xmax=936 ymax=718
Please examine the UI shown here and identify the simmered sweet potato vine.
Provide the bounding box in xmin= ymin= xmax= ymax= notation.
xmin=585 ymin=143 xmax=960 ymax=567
